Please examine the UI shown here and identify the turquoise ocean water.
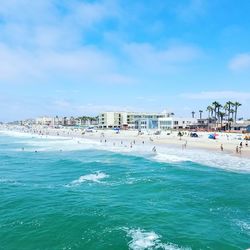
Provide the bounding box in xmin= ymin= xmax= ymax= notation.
xmin=0 ymin=132 xmax=249 ymax=250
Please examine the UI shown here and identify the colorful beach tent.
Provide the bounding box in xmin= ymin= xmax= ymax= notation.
xmin=208 ymin=134 xmax=215 ymax=139
xmin=208 ymin=133 xmax=219 ymax=139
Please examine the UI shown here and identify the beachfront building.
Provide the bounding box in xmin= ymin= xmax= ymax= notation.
xmin=158 ymin=117 xmax=197 ymax=130
xmin=134 ymin=118 xmax=158 ymax=130
xmin=36 ymin=116 xmax=54 ymax=126
xmin=53 ymin=116 xmax=64 ymax=126
xmin=187 ymin=118 xmax=217 ymax=130
xmin=75 ymin=117 xmax=98 ymax=127
xmin=21 ymin=119 xmax=36 ymax=126
xmin=36 ymin=116 xmax=71 ymax=126
xmin=231 ymin=121 xmax=250 ymax=132
xmin=133 ymin=113 xmax=167 ymax=130
xmin=98 ymin=111 xmax=171 ymax=129
xmin=99 ymin=112 xmax=121 ymax=128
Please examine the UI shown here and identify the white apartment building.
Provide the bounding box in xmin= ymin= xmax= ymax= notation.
xmin=36 ymin=116 xmax=54 ymax=126
xmin=158 ymin=117 xmax=197 ymax=130
xmin=99 ymin=112 xmax=123 ymax=128
xmin=98 ymin=111 xmax=171 ymax=129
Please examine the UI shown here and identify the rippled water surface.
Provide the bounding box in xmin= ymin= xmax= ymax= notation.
xmin=0 ymin=132 xmax=249 ymax=250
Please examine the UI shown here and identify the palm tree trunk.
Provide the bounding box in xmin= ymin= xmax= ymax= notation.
xmin=235 ymin=107 xmax=237 ymax=122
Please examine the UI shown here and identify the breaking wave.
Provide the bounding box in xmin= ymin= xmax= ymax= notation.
xmin=68 ymin=172 xmax=109 ymax=186
xmin=125 ymin=228 xmax=191 ymax=250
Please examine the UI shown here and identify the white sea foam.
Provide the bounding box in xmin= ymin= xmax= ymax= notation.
xmin=100 ymin=142 xmax=250 ymax=173
xmin=14 ymin=137 xmax=100 ymax=152
xmin=2 ymin=129 xmax=250 ymax=173
xmin=153 ymin=153 xmax=189 ymax=163
xmin=235 ymin=219 xmax=250 ymax=235
xmin=150 ymin=147 xmax=250 ymax=173
xmin=70 ymin=172 xmax=109 ymax=186
xmin=125 ymin=228 xmax=190 ymax=250
xmin=0 ymin=130 xmax=42 ymax=138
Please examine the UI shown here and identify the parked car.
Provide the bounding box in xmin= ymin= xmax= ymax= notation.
xmin=190 ymin=132 xmax=198 ymax=138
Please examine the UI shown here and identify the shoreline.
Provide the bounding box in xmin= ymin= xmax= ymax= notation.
xmin=1 ymin=124 xmax=250 ymax=159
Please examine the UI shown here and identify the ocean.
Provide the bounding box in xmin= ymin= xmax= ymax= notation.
xmin=0 ymin=131 xmax=249 ymax=250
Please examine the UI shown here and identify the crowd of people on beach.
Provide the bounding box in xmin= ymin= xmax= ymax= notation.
xmin=2 ymin=125 xmax=250 ymax=158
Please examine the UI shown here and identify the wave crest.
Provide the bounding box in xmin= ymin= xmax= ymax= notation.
xmin=153 ymin=153 xmax=188 ymax=163
xmin=125 ymin=228 xmax=190 ymax=250
xmin=69 ymin=172 xmax=109 ymax=186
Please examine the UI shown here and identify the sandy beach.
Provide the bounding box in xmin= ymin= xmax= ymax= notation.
xmin=1 ymin=124 xmax=250 ymax=159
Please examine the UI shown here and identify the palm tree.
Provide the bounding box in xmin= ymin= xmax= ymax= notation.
xmin=217 ymin=103 xmax=223 ymax=118
xmin=212 ymin=101 xmax=219 ymax=118
xmin=212 ymin=101 xmax=222 ymax=128
xmin=191 ymin=111 xmax=195 ymax=118
xmin=212 ymin=101 xmax=220 ymax=119
xmin=225 ymin=101 xmax=233 ymax=120
xmin=230 ymin=109 xmax=235 ymax=121
xmin=234 ymin=102 xmax=242 ymax=122
xmin=199 ymin=110 xmax=203 ymax=119
xmin=224 ymin=103 xmax=229 ymax=130
xmin=206 ymin=106 xmax=213 ymax=118
xmin=218 ymin=111 xmax=225 ymax=131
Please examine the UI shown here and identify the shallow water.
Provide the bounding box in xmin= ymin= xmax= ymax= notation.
xmin=0 ymin=132 xmax=249 ymax=250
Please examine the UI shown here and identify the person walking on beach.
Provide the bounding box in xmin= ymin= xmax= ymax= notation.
xmin=152 ymin=146 xmax=157 ymax=153
xmin=236 ymin=146 xmax=239 ymax=154
xmin=239 ymin=146 xmax=242 ymax=154
xmin=220 ymin=144 xmax=224 ymax=151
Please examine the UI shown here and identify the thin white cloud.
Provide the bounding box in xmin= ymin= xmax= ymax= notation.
xmin=180 ymin=91 xmax=250 ymax=100
xmin=229 ymin=53 xmax=250 ymax=71
xmin=0 ymin=43 xmax=135 ymax=85
xmin=0 ymin=0 xmax=119 ymax=52
xmin=123 ymin=42 xmax=203 ymax=74
xmin=0 ymin=0 xmax=206 ymax=86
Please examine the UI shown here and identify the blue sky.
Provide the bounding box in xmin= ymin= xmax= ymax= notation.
xmin=1 ymin=0 xmax=250 ymax=121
